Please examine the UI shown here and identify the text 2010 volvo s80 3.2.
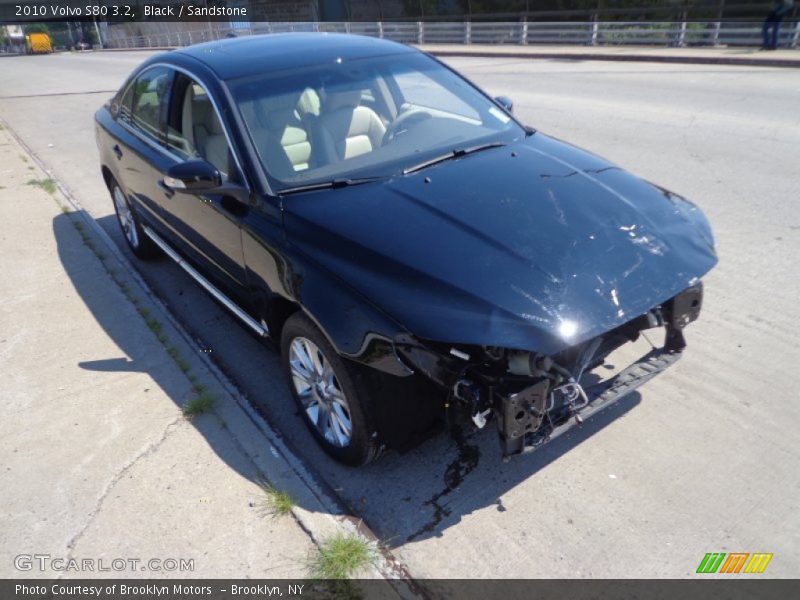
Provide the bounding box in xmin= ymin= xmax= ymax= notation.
xmin=95 ymin=33 xmax=717 ymax=466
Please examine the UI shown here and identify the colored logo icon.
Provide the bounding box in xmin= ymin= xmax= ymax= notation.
xmin=696 ymin=552 xmax=773 ymax=574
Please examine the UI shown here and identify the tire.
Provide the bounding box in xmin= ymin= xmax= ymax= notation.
xmin=281 ymin=312 xmax=382 ymax=466
xmin=109 ymin=177 xmax=160 ymax=260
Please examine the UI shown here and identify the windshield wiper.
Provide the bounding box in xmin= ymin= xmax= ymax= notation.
xmin=277 ymin=176 xmax=386 ymax=195
xmin=403 ymin=141 xmax=507 ymax=175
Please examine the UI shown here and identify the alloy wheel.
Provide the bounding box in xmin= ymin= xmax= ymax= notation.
xmin=113 ymin=185 xmax=139 ymax=248
xmin=289 ymin=336 xmax=353 ymax=447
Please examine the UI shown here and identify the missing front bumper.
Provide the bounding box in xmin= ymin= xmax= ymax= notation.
xmin=495 ymin=347 xmax=681 ymax=458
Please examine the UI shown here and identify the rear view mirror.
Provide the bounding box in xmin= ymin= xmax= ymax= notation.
xmin=164 ymin=160 xmax=222 ymax=193
xmin=494 ymin=95 xmax=514 ymax=114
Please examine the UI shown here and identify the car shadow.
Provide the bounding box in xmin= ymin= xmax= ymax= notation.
xmin=55 ymin=209 xmax=644 ymax=550
xmin=52 ymin=211 xmax=273 ymax=489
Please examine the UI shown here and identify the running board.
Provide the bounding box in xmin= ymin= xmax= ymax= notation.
xmin=142 ymin=225 xmax=269 ymax=338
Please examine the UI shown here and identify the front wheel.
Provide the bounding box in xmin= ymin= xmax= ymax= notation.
xmin=281 ymin=313 xmax=382 ymax=466
xmin=110 ymin=178 xmax=160 ymax=259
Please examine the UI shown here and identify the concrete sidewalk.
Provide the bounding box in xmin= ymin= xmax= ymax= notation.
xmin=416 ymin=43 xmax=800 ymax=68
xmin=0 ymin=125 xmax=320 ymax=578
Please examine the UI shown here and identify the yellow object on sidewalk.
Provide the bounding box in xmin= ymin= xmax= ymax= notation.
xmin=26 ymin=32 xmax=52 ymax=54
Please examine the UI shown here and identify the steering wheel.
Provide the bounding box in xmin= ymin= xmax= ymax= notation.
xmin=383 ymin=109 xmax=433 ymax=144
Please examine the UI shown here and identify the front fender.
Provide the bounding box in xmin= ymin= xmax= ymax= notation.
xmin=290 ymin=250 xmax=413 ymax=377
xmin=242 ymin=228 xmax=414 ymax=378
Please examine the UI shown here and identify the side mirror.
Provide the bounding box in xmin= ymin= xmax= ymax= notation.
xmin=494 ymin=95 xmax=514 ymax=114
xmin=164 ymin=160 xmax=222 ymax=193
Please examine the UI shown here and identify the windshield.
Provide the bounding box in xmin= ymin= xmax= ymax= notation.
xmin=228 ymin=51 xmax=524 ymax=190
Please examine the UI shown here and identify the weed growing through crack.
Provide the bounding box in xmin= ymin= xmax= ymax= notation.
xmin=167 ymin=346 xmax=191 ymax=371
xmin=309 ymin=533 xmax=375 ymax=579
xmin=26 ymin=178 xmax=55 ymax=194
xmin=182 ymin=391 xmax=216 ymax=418
xmin=259 ymin=482 xmax=295 ymax=518
xmin=144 ymin=316 xmax=167 ymax=344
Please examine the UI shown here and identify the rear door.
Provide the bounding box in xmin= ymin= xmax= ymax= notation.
xmin=114 ymin=65 xmax=174 ymax=230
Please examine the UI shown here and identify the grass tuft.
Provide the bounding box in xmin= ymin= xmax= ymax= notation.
xmin=260 ymin=483 xmax=295 ymax=518
xmin=143 ymin=316 xmax=167 ymax=343
xmin=182 ymin=391 xmax=215 ymax=418
xmin=309 ymin=533 xmax=374 ymax=580
xmin=26 ymin=178 xmax=55 ymax=194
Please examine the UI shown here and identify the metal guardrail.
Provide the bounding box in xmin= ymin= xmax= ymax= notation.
xmin=105 ymin=20 xmax=800 ymax=50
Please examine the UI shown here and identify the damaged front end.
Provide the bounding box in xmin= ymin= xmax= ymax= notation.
xmin=395 ymin=282 xmax=704 ymax=459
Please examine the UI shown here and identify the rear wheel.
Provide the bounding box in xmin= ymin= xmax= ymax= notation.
xmin=109 ymin=178 xmax=160 ymax=259
xmin=281 ymin=313 xmax=382 ymax=466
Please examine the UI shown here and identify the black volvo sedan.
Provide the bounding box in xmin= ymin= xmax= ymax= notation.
xmin=95 ymin=33 xmax=717 ymax=466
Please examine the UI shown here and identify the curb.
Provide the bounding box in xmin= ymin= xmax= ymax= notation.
xmin=421 ymin=47 xmax=800 ymax=69
xmin=0 ymin=114 xmax=424 ymax=596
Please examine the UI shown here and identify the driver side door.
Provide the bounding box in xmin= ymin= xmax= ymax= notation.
xmin=157 ymin=71 xmax=249 ymax=291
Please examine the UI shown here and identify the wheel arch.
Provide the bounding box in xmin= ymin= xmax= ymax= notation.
xmin=264 ymin=294 xmax=301 ymax=344
xmin=263 ymin=252 xmax=414 ymax=379
xmin=101 ymin=165 xmax=114 ymax=192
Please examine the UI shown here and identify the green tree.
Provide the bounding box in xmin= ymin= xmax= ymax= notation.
xmin=24 ymin=23 xmax=50 ymax=35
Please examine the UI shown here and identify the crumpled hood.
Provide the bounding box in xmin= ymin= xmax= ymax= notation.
xmin=283 ymin=133 xmax=717 ymax=355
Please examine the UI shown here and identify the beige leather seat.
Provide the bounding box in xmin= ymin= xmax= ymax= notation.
xmin=262 ymin=94 xmax=313 ymax=172
xmin=240 ymin=90 xmax=317 ymax=180
xmin=317 ymin=89 xmax=386 ymax=163
xmin=191 ymin=95 xmax=229 ymax=176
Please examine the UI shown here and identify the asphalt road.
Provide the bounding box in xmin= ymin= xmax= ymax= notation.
xmin=1 ymin=50 xmax=798 ymax=578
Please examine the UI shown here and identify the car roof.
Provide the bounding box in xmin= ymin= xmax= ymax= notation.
xmin=174 ymin=33 xmax=417 ymax=80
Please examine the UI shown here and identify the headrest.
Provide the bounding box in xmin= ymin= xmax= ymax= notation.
xmin=193 ymin=95 xmax=224 ymax=135
xmin=257 ymin=93 xmax=302 ymax=134
xmin=297 ymin=88 xmax=320 ymax=117
xmin=324 ymin=88 xmax=361 ymax=112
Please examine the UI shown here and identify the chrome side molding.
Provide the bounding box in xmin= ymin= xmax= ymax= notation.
xmin=142 ymin=225 xmax=269 ymax=338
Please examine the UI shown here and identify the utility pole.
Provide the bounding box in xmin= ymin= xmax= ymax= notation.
xmin=93 ymin=17 xmax=102 ymax=47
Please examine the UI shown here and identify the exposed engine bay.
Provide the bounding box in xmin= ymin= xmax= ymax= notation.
xmin=395 ymin=282 xmax=704 ymax=458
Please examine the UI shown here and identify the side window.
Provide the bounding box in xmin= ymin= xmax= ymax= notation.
xmin=166 ymin=74 xmax=232 ymax=178
xmin=119 ymin=67 xmax=171 ymax=142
